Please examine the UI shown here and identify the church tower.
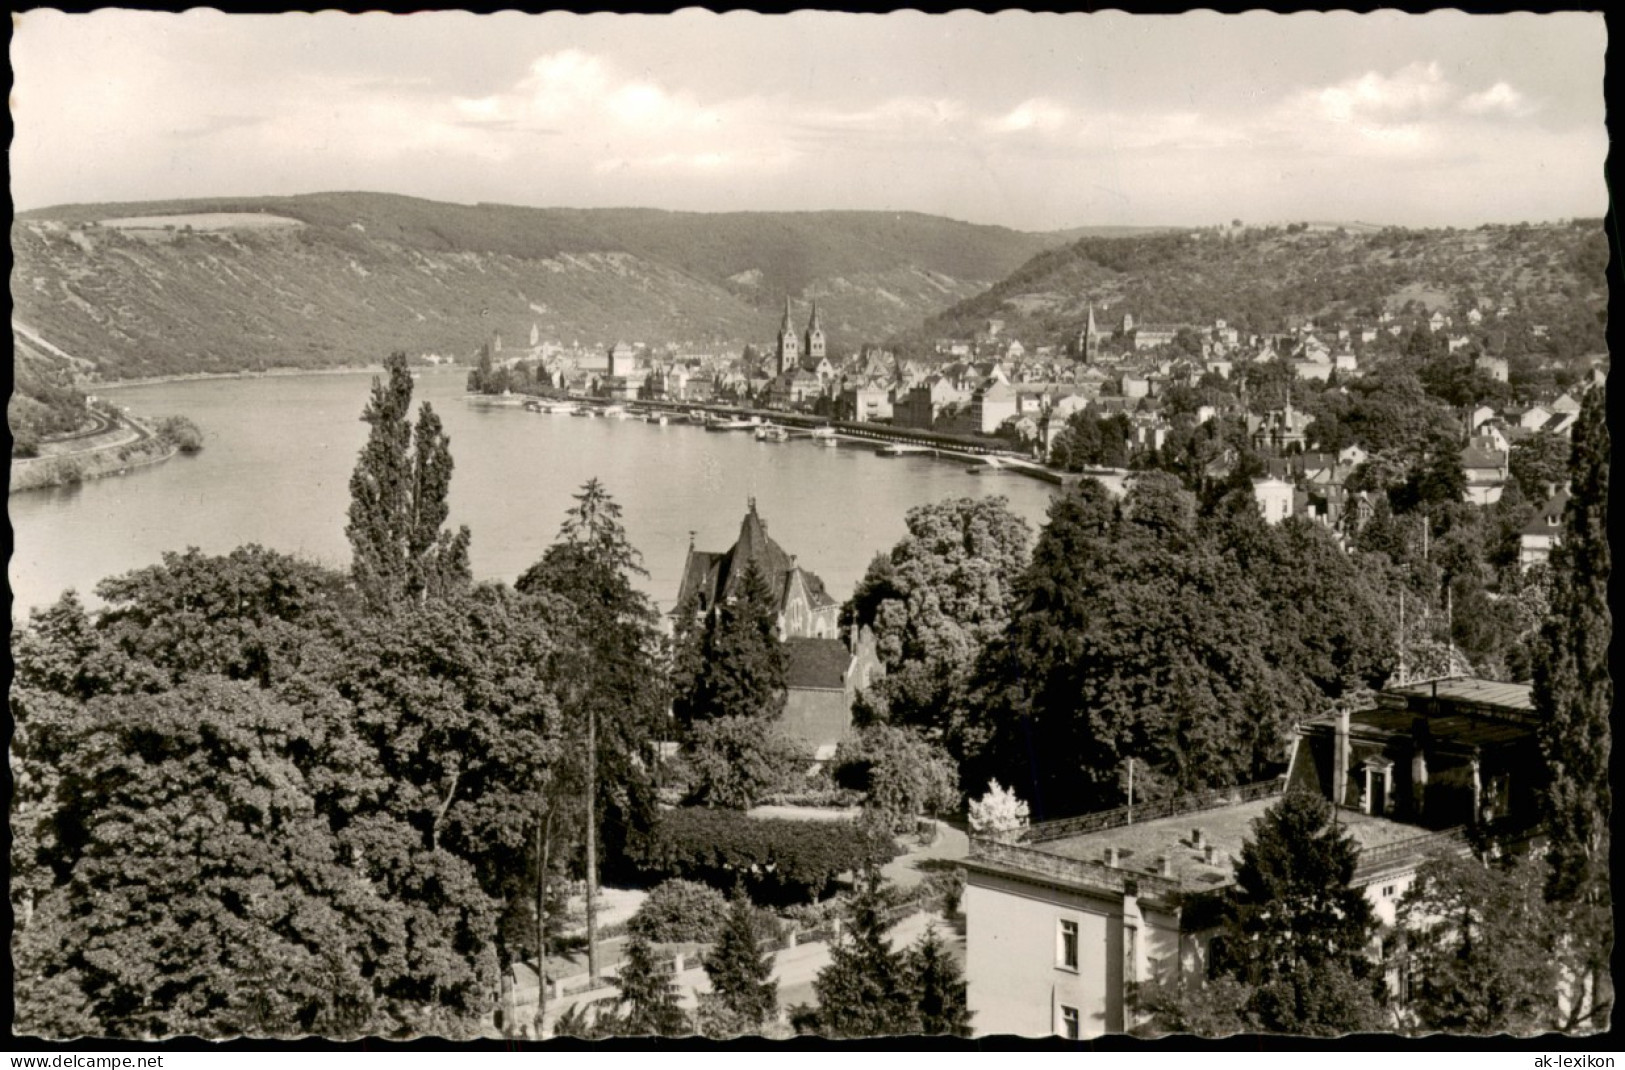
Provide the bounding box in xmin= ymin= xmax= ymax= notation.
xmin=804 ymin=301 xmax=827 ymax=364
xmin=776 ymin=297 xmax=801 ymax=376
xmin=1076 ymin=303 xmax=1100 ymax=363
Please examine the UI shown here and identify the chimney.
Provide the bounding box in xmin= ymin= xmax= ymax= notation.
xmin=1104 ymin=845 xmax=1121 ymax=867
xmin=1191 ymin=827 xmax=1204 ymax=848
xmin=1158 ymin=855 xmax=1174 ymax=878
xmin=1332 ymin=708 xmax=1351 ymax=808
xmin=1203 ymin=844 xmax=1220 ymax=866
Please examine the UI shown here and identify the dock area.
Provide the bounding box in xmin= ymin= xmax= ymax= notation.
xmin=471 ymin=389 xmax=1106 ymax=489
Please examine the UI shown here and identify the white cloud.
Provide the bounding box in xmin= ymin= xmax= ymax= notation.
xmin=1461 ymin=81 xmax=1536 ymax=117
xmin=989 ymin=98 xmax=1069 ymax=133
xmin=1313 ymin=61 xmax=1451 ymax=124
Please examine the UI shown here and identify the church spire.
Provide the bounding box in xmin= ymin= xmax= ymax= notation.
xmin=807 ymin=300 xmax=823 ymax=332
xmin=781 ymin=296 xmax=795 ymax=333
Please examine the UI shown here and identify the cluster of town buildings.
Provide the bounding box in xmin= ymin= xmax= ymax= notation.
xmin=483 ymin=295 xmax=1600 ymax=573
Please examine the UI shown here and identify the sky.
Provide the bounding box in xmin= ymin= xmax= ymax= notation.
xmin=9 ymin=9 xmax=1610 ymax=231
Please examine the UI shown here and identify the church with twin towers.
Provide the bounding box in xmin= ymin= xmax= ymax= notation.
xmin=774 ymin=296 xmax=827 ymax=376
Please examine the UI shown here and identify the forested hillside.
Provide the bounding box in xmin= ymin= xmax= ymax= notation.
xmin=912 ymin=221 xmax=1609 ymax=355
xmin=12 ymin=193 xmax=1078 ymax=381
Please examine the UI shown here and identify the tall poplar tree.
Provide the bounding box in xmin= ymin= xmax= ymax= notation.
xmin=1532 ymin=381 xmax=1611 ymax=1029
xmin=346 ymin=352 xmax=471 ymax=606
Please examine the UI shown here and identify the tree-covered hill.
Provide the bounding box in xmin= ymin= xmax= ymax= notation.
xmin=909 ymin=220 xmax=1609 ymax=355
xmin=12 ymin=193 xmax=1088 ymax=380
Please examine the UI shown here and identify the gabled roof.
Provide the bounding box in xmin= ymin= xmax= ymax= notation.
xmin=674 ymin=503 xmax=836 ymax=618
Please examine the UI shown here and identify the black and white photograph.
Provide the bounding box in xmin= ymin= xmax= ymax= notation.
xmin=8 ymin=8 xmax=1612 ymax=1047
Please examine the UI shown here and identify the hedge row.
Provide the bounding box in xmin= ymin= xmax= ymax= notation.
xmin=630 ymin=809 xmax=899 ymax=904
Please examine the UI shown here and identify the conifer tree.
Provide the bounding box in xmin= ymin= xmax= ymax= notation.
xmin=805 ymin=874 xmax=915 ymax=1037
xmin=1230 ymin=790 xmax=1376 ymax=984
xmin=612 ymin=930 xmax=689 ymax=1037
xmin=346 ymin=351 xmax=470 ymax=606
xmin=702 ymin=888 xmax=778 ymax=1032
xmin=907 ymin=926 xmax=971 ymax=1036
xmin=516 ymin=478 xmax=666 ymax=986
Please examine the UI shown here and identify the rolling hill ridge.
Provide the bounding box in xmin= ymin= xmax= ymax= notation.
xmin=13 ymin=192 xmax=1097 ymax=381
xmin=907 ymin=222 xmax=1609 ymax=353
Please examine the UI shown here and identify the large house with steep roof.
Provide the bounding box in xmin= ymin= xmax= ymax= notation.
xmin=675 ymin=499 xmax=841 ymax=641
xmin=673 ymin=501 xmax=880 ymax=757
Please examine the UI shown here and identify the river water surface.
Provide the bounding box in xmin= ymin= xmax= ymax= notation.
xmin=9 ymin=370 xmax=1062 ymax=620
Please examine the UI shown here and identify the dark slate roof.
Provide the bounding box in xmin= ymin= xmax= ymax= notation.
xmin=721 ymin=504 xmax=793 ymax=604
xmin=785 ymin=638 xmax=850 ymax=690
xmin=672 ymin=504 xmax=836 ymax=615
xmin=674 ymin=550 xmax=724 ymax=613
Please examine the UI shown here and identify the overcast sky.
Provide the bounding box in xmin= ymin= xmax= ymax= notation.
xmin=10 ymin=9 xmax=1608 ymax=231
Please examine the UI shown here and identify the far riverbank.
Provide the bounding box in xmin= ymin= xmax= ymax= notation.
xmin=80 ymin=363 xmax=408 ymax=391
xmin=10 ymin=412 xmax=180 ymax=495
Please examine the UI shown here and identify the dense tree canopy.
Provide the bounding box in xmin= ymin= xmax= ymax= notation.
xmin=962 ymin=477 xmax=1394 ymax=820
xmin=9 ymin=554 xmax=558 ymax=1039
xmin=843 ymin=496 xmax=1031 ymax=747
xmin=1398 ymin=853 xmax=1561 ymax=1035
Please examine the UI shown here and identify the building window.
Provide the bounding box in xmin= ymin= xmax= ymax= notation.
xmin=1059 ymin=1004 xmax=1081 ymax=1040
xmin=1382 ymin=885 xmax=1396 ymax=899
xmin=1058 ymin=919 xmax=1080 ymax=970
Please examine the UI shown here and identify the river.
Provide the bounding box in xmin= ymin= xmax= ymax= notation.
xmin=9 ymin=369 xmax=1063 ymax=621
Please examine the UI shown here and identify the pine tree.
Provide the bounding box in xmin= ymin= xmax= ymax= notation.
xmin=1219 ymin=790 xmax=1384 ymax=1035
xmin=1230 ymin=790 xmax=1376 ymax=983
xmin=806 ymin=875 xmax=914 ymax=1037
xmin=346 ymin=352 xmax=470 ymax=606
xmin=516 ymin=479 xmax=666 ymax=987
xmin=1532 ymin=381 xmax=1611 ymax=1030
xmin=612 ymin=930 xmax=688 ymax=1037
xmin=702 ymin=889 xmax=778 ymax=1032
xmin=907 ymin=926 xmax=971 ymax=1036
